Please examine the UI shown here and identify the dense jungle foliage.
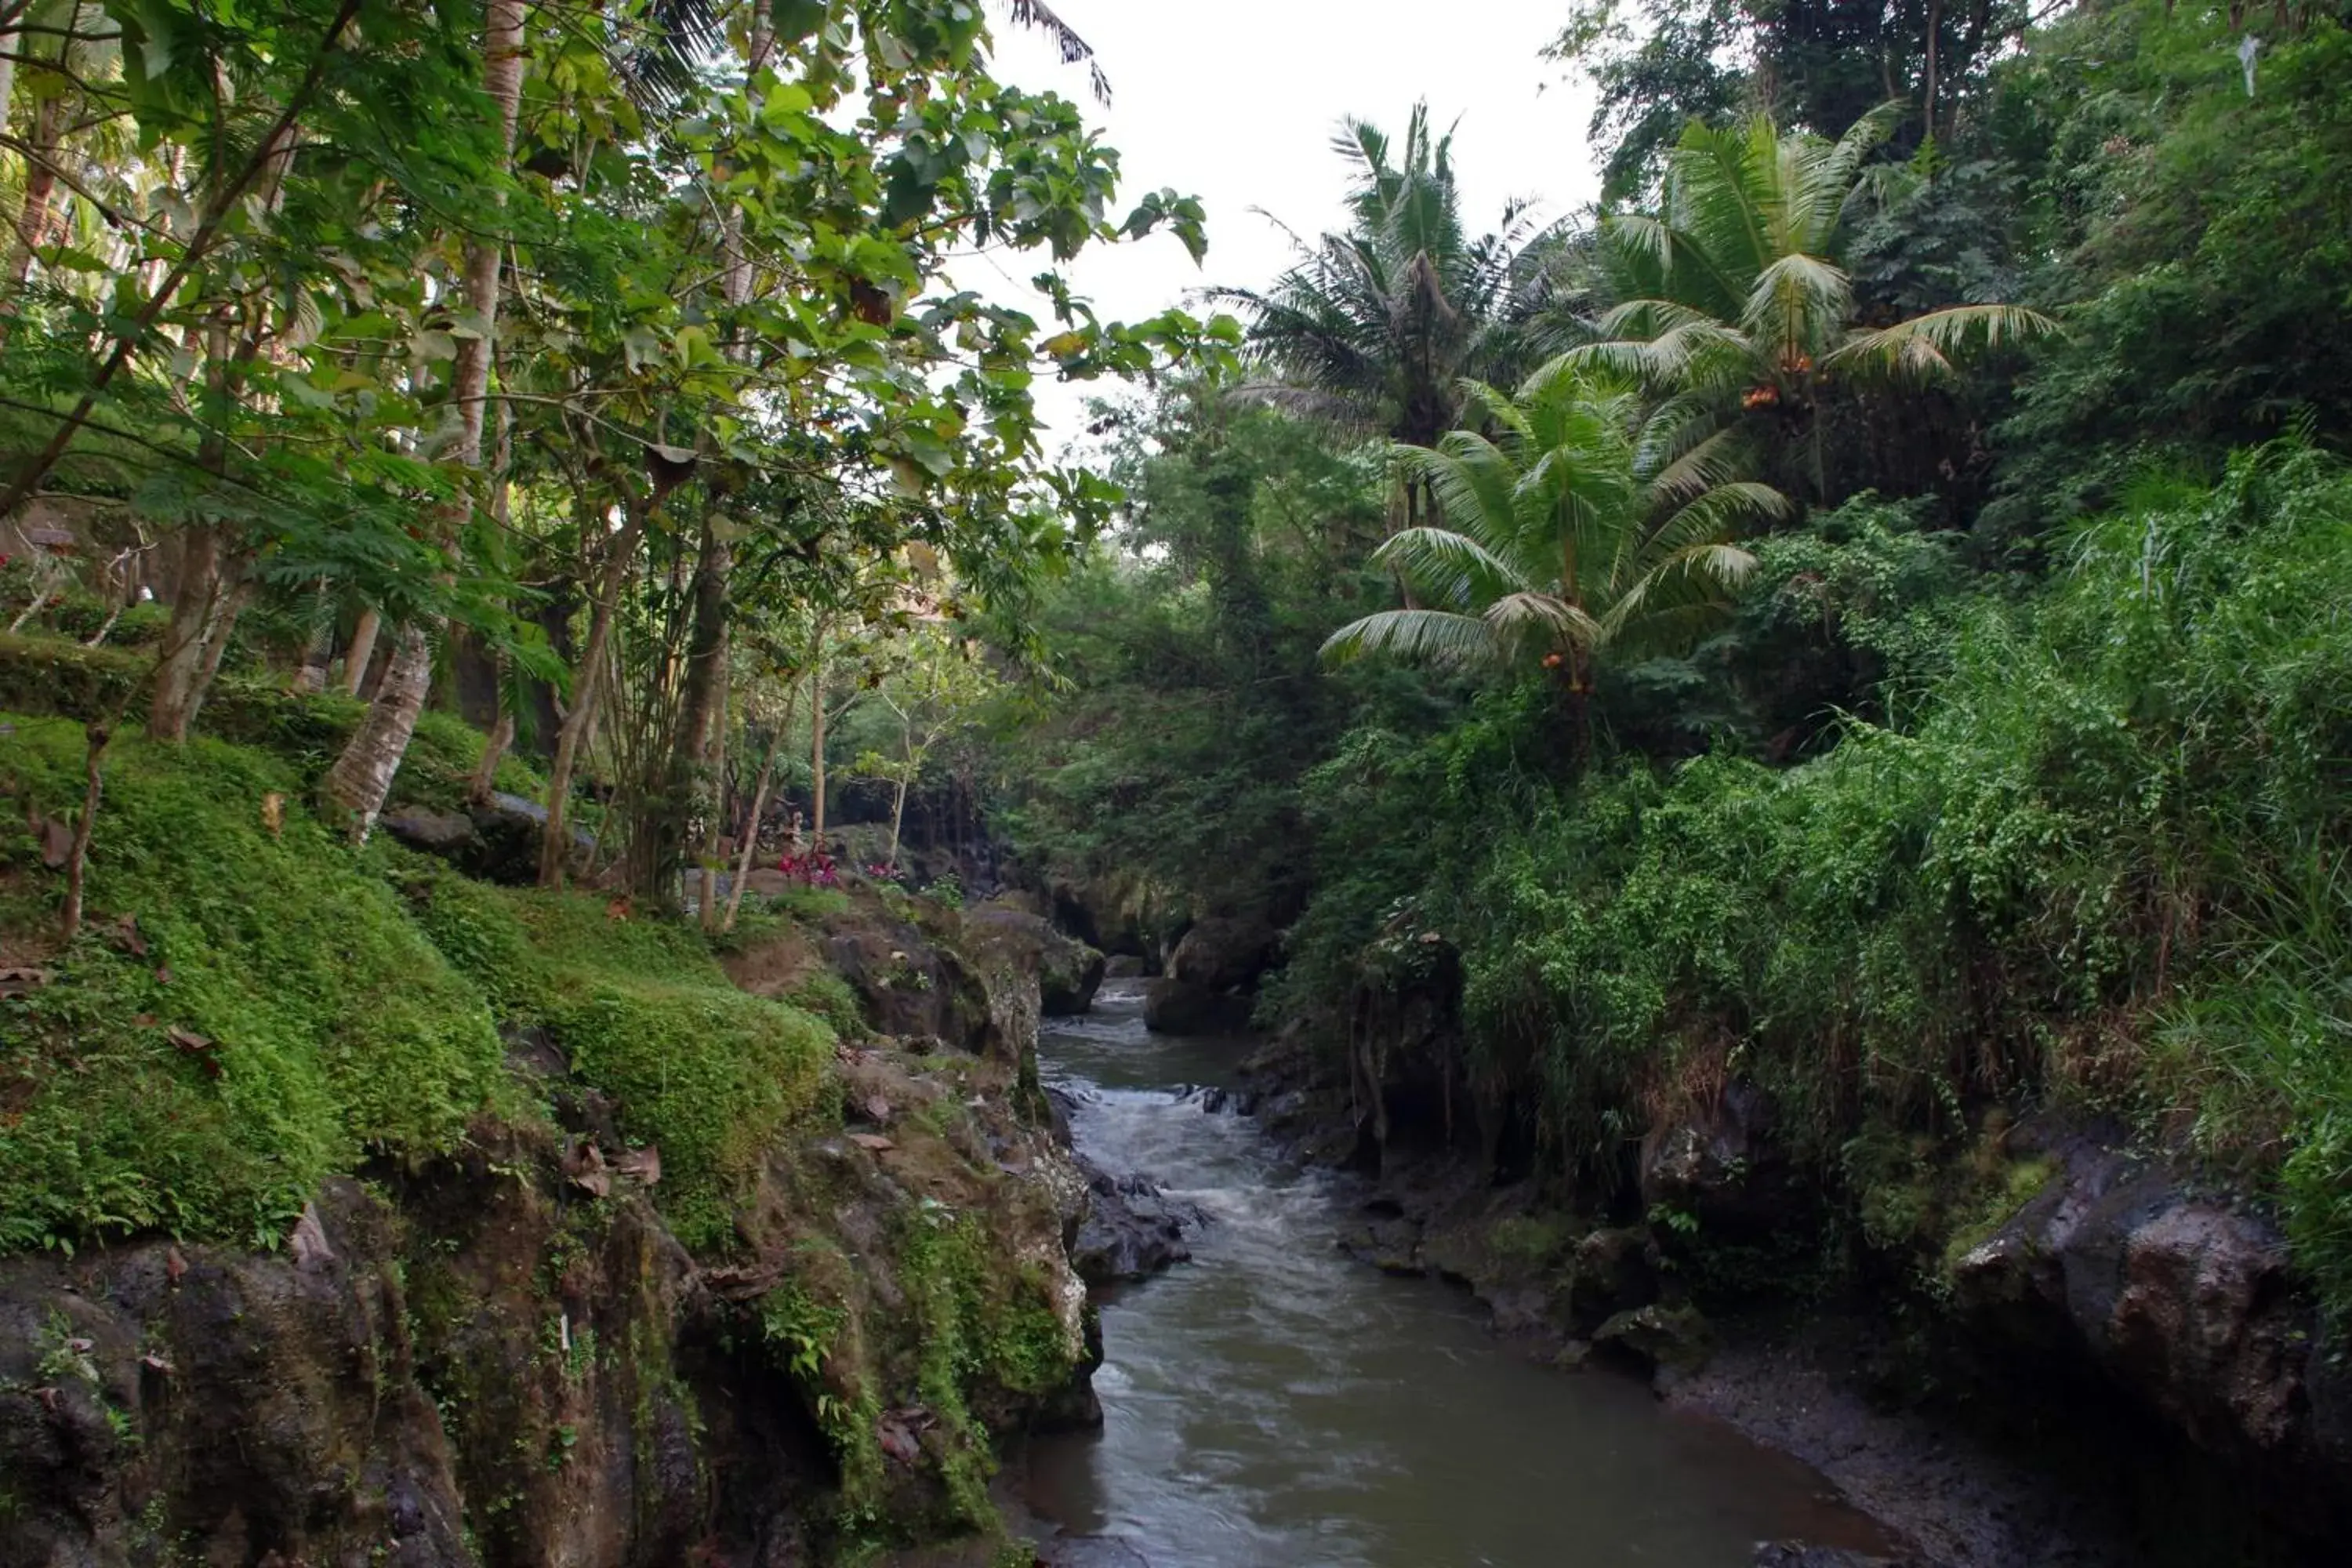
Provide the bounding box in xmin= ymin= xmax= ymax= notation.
xmin=2 ymin=0 xmax=2350 ymax=1319
xmin=984 ymin=3 xmax=2352 ymax=1316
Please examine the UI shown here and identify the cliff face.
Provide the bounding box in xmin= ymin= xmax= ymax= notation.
xmin=0 ymin=887 xmax=1100 ymax=1568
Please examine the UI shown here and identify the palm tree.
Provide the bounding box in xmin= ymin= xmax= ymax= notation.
xmin=1322 ymin=360 xmax=1787 ymax=724
xmin=1573 ymin=109 xmax=2054 ymax=503
xmin=1217 ymin=103 xmax=1581 ymax=531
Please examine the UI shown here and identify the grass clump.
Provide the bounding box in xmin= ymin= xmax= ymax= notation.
xmin=0 ymin=718 xmax=510 ymax=1253
xmin=398 ymin=867 xmax=833 ymax=1254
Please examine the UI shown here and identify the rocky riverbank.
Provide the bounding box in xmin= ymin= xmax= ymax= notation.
xmin=0 ymin=733 xmax=1124 ymax=1568
xmin=1230 ymin=1020 xmax=2352 ymax=1568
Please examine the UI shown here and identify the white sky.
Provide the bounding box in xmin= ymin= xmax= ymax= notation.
xmin=975 ymin=1 xmax=1605 ymax=456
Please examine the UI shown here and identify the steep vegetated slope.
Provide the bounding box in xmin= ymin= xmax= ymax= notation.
xmin=0 ymin=684 xmax=1098 ymax=1566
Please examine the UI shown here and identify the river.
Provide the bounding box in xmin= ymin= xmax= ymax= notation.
xmin=1022 ymin=978 xmax=1894 ymax=1566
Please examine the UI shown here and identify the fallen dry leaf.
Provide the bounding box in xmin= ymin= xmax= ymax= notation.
xmin=166 ymin=1025 xmax=222 ymax=1080
xmin=165 ymin=1247 xmax=187 ymax=1286
xmin=289 ymin=1203 xmax=334 ymax=1269
xmin=140 ymin=1352 xmax=173 ymax=1375
xmin=109 ymin=913 xmax=147 ymax=956
xmin=260 ymin=792 xmax=284 ymax=837
xmin=38 ymin=814 xmax=71 ymax=869
xmin=612 ymin=1145 xmax=662 ymax=1186
xmin=876 ymin=1411 xmax=922 ymax=1465
xmin=0 ymin=965 xmax=54 ymax=997
xmin=848 ymin=1133 xmax=895 ymax=1153
xmin=564 ymin=1140 xmax=612 ymax=1198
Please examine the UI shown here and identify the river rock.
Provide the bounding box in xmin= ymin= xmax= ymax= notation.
xmin=1595 ymin=1301 xmax=1716 ymax=1375
xmin=969 ymin=903 xmax=1105 ymax=1015
xmin=1564 ymin=1226 xmax=1661 ymax=1334
xmin=1166 ymin=915 xmax=1279 ymax=993
xmin=1036 ymin=1536 xmax=1152 ymax=1567
xmin=1103 ymin=954 xmax=1147 ymax=978
xmin=1072 ymin=1167 xmax=1207 ymax=1284
xmin=1142 ymin=977 xmax=1254 ymax=1035
xmin=1946 ymin=1130 xmax=2352 ymax=1541
xmin=379 ymin=793 xmax=593 ymax=885
xmin=1639 ymin=1080 xmax=1810 ymax=1240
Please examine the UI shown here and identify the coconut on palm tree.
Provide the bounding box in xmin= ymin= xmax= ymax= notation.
xmin=1573 ymin=109 xmax=2055 ymax=503
xmin=1322 ymin=360 xmax=1788 ymax=727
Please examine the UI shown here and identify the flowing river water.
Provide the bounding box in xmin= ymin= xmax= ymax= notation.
xmin=1022 ymin=978 xmax=1895 ymax=1567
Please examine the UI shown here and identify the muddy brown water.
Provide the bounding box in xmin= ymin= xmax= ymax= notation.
xmin=1023 ymin=979 xmax=1895 ymax=1567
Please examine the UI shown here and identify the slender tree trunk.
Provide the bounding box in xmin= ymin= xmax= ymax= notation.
xmin=721 ymin=681 xmax=799 ymax=933
xmin=322 ymin=0 xmax=523 ymax=837
xmin=887 ymin=772 xmax=909 ymax=871
xmin=698 ymin=686 xmax=725 ymax=927
xmin=321 ymin=624 xmax=431 ymax=837
xmin=809 ymin=648 xmax=828 ymax=844
xmin=189 ymin=575 xmax=255 ymax=707
xmin=1922 ymin=0 xmax=1943 ymax=143
xmin=4 ymin=93 xmax=65 ymax=289
xmin=342 ymin=607 xmax=381 ymax=695
xmin=59 ymin=721 xmax=107 ymax=944
xmin=147 ymin=528 xmax=223 ymax=742
xmin=647 ymin=517 xmax=730 ymax=899
xmin=539 ymin=506 xmax=644 ymax=885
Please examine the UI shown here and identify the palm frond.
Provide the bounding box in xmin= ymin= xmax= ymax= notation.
xmin=1321 ymin=608 xmax=1500 ymax=668
xmin=1369 ymin=524 xmax=1528 ymax=609
xmin=1827 ymin=303 xmax=2060 ymax=379
xmin=1002 ymin=0 xmax=1112 ymax=104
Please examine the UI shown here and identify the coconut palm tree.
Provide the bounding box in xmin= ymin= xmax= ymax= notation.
xmin=1322 ymin=360 xmax=1788 ymax=723
xmin=1573 ymin=109 xmax=2055 ymax=503
xmin=1216 ymin=103 xmax=1584 ymax=532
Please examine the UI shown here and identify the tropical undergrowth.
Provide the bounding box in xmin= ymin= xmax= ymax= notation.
xmin=1279 ymin=445 xmax=2352 ymax=1313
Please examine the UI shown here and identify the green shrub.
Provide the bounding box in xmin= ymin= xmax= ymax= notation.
xmin=1290 ymin=445 xmax=2352 ymax=1314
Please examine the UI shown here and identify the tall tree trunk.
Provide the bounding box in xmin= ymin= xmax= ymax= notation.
xmin=539 ymin=506 xmax=645 ymax=885
xmin=640 ymin=516 xmax=729 ymax=899
xmin=721 ymin=681 xmax=799 ymax=933
xmin=1922 ymin=0 xmax=1943 ymax=143
xmin=3 ymin=92 xmax=65 ymax=289
xmin=698 ymin=687 xmax=725 ymax=927
xmin=470 ymin=708 xmax=514 ymax=804
xmin=321 ymin=624 xmax=431 ymax=837
xmin=147 ymin=528 xmax=223 ymax=741
xmin=342 ymin=607 xmax=380 ymax=694
xmin=809 ymin=647 xmax=828 ymax=844
xmin=887 ymin=763 xmax=909 ymax=871
xmin=322 ymin=0 xmax=524 ymax=837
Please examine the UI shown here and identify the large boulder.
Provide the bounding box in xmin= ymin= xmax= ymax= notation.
xmin=1071 ymin=1167 xmax=1206 ymax=1285
xmin=967 ymin=903 xmax=1105 ymax=1015
xmin=379 ymin=791 xmax=593 ymax=886
xmin=1166 ymin=916 xmax=1279 ymax=994
xmin=1141 ymin=978 xmax=1254 ymax=1036
xmin=1947 ymin=1129 xmax=2352 ymax=1543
